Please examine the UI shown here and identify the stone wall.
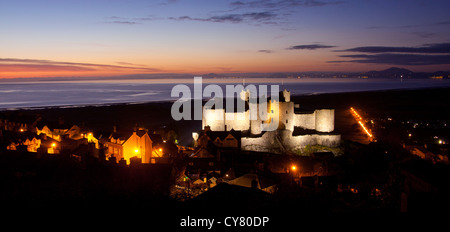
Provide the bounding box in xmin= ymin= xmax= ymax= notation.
xmin=294 ymin=112 xmax=316 ymax=130
xmin=315 ymin=109 xmax=334 ymax=132
xmin=241 ymin=131 xmax=283 ymax=154
xmin=202 ymin=108 xmax=225 ymax=131
xmin=241 ymin=130 xmax=341 ymax=154
xmin=225 ymin=111 xmax=250 ymax=131
xmin=293 ymin=109 xmax=335 ymax=132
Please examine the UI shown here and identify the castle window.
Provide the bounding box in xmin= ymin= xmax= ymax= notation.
xmin=286 ymin=120 xmax=288 ymax=124
xmin=271 ymin=109 xmax=274 ymax=113
xmin=286 ymin=110 xmax=288 ymax=114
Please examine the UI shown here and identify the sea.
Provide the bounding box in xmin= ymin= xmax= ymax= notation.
xmin=1 ymin=78 xmax=450 ymax=110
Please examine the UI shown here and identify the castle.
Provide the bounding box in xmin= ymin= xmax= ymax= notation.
xmin=197 ymin=89 xmax=341 ymax=154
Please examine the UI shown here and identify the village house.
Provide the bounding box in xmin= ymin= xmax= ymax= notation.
xmin=5 ymin=131 xmax=42 ymax=153
xmin=36 ymin=125 xmax=65 ymax=142
xmin=403 ymin=144 xmax=449 ymax=164
xmin=186 ymin=150 xmax=221 ymax=179
xmin=186 ymin=128 xmax=239 ymax=179
xmin=22 ymin=137 xmax=41 ymax=152
xmin=0 ymin=119 xmax=33 ymax=133
xmin=193 ymin=127 xmax=240 ymax=149
xmin=104 ymin=128 xmax=165 ymax=164
xmin=36 ymin=123 xmax=100 ymax=149
xmin=227 ymin=173 xmax=277 ymax=194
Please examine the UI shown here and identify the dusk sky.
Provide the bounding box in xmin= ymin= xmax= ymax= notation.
xmin=1 ymin=0 xmax=450 ymax=78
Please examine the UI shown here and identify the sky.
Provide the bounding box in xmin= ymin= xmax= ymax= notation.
xmin=1 ymin=0 xmax=450 ymax=78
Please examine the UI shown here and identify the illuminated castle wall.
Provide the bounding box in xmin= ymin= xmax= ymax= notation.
xmin=200 ymin=89 xmax=340 ymax=154
xmin=202 ymin=89 xmax=335 ymax=134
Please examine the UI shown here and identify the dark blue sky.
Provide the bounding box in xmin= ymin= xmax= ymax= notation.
xmin=1 ymin=0 xmax=450 ymax=78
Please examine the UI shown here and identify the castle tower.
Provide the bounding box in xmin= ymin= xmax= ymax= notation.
xmin=250 ymin=102 xmax=263 ymax=135
xmin=282 ymin=89 xmax=291 ymax=102
xmin=240 ymin=89 xmax=250 ymax=102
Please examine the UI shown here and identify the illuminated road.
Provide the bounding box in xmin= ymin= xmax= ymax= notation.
xmin=350 ymin=107 xmax=374 ymax=142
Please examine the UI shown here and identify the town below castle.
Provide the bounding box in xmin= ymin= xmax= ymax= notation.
xmin=1 ymin=87 xmax=449 ymax=214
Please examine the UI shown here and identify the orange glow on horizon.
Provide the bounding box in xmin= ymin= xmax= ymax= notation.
xmin=0 ymin=56 xmax=412 ymax=79
xmin=0 ymin=55 xmax=373 ymax=79
xmin=0 ymin=70 xmax=151 ymax=79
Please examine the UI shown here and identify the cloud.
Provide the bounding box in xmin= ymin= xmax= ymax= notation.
xmin=106 ymin=21 xmax=141 ymax=25
xmin=434 ymin=20 xmax=450 ymax=26
xmin=230 ymin=0 xmax=344 ymax=9
xmin=328 ymin=53 xmax=450 ymax=66
xmin=330 ymin=42 xmax=450 ymax=66
xmin=399 ymin=20 xmax=450 ymax=29
xmin=114 ymin=61 xmax=147 ymax=67
xmin=0 ymin=63 xmax=96 ymax=72
xmin=411 ymin=32 xmax=437 ymax=38
xmin=0 ymin=58 xmax=161 ymax=73
xmin=287 ymin=44 xmax=336 ymax=50
xmin=134 ymin=16 xmax=160 ymax=21
xmin=258 ymin=49 xmax=274 ymax=53
xmin=336 ymin=43 xmax=450 ymax=54
xmin=169 ymin=11 xmax=277 ymax=24
xmin=103 ymin=15 xmax=162 ymax=25
xmin=126 ymin=0 xmax=344 ymax=27
xmin=367 ymin=20 xmax=450 ymax=30
xmin=103 ymin=16 xmax=141 ymax=25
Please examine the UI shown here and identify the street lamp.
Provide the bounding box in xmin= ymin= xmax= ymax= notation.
xmin=290 ymin=164 xmax=299 ymax=183
xmin=291 ymin=165 xmax=297 ymax=171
